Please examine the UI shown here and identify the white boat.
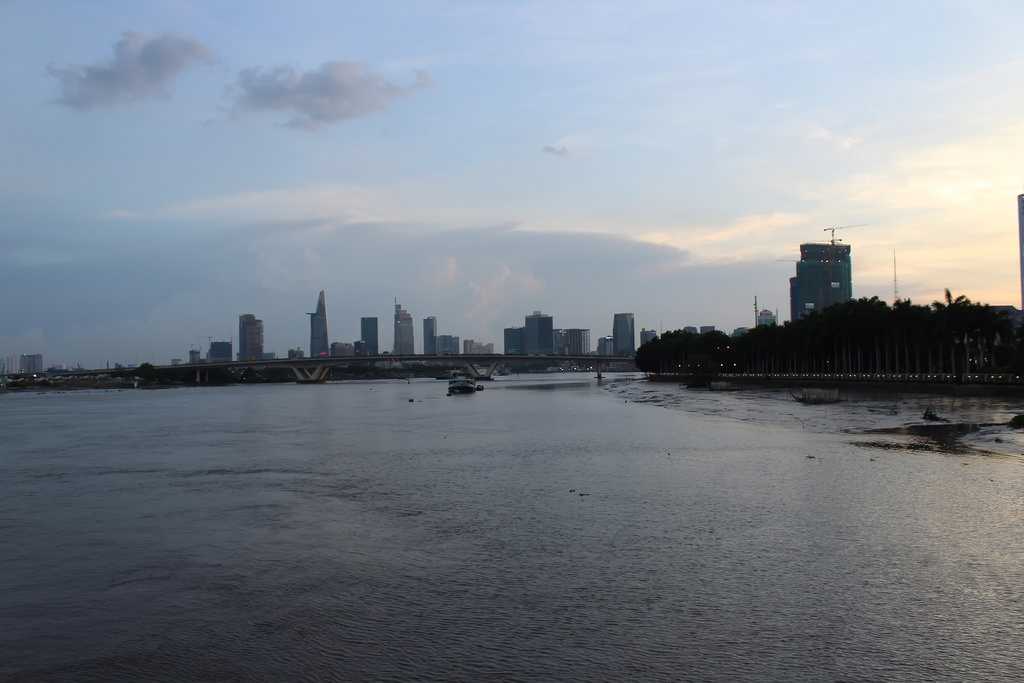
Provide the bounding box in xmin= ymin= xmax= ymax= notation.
xmin=447 ymin=371 xmax=477 ymax=395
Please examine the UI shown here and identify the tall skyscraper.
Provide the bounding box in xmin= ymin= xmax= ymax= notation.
xmin=437 ymin=334 xmax=460 ymax=354
xmin=597 ymin=336 xmax=615 ymax=356
xmin=423 ymin=316 xmax=438 ymax=355
xmin=524 ymin=311 xmax=554 ymax=354
xmin=612 ymin=313 xmax=636 ymax=355
xmin=19 ymin=354 xmax=43 ymax=373
xmin=789 ymin=242 xmax=853 ymax=321
xmin=504 ymin=327 xmax=524 ymax=354
xmin=1018 ymin=194 xmax=1024 ymax=310
xmin=308 ymin=290 xmax=329 ymax=358
xmin=640 ymin=328 xmax=657 ymax=345
xmin=562 ymin=328 xmax=591 ymax=355
xmin=238 ymin=314 xmax=264 ymax=361
xmin=360 ymin=317 xmax=379 ymax=355
xmin=393 ymin=300 xmax=414 ymax=355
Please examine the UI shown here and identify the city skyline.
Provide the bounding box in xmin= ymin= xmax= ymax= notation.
xmin=5 ymin=3 xmax=1024 ymax=367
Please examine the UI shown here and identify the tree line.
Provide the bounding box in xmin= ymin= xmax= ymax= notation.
xmin=636 ymin=291 xmax=1023 ymax=377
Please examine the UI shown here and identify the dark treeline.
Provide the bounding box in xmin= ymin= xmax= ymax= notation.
xmin=637 ymin=291 xmax=1023 ymax=377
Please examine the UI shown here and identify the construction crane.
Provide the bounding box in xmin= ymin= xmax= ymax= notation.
xmin=823 ymin=223 xmax=868 ymax=245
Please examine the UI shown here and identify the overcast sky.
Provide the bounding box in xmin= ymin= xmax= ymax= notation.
xmin=3 ymin=1 xmax=1024 ymax=366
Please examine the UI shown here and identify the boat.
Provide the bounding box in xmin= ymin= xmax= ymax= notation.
xmin=447 ymin=371 xmax=477 ymax=395
xmin=790 ymin=388 xmax=841 ymax=404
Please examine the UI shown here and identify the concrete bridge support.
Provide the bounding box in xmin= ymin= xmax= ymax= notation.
xmin=289 ymin=365 xmax=331 ymax=383
xmin=463 ymin=362 xmax=500 ymax=380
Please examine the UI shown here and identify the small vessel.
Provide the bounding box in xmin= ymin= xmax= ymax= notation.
xmin=790 ymin=388 xmax=841 ymax=404
xmin=447 ymin=371 xmax=477 ymax=395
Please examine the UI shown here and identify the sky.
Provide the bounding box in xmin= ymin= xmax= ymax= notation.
xmin=3 ymin=1 xmax=1024 ymax=367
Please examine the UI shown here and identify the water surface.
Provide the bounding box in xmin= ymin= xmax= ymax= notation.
xmin=2 ymin=375 xmax=1023 ymax=680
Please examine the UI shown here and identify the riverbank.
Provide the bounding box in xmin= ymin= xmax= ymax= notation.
xmin=647 ymin=373 xmax=1024 ymax=397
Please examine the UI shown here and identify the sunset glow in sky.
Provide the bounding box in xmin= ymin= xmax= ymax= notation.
xmin=3 ymin=1 xmax=1024 ymax=365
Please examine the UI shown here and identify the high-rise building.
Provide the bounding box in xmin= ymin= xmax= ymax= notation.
xmin=504 ymin=327 xmax=524 ymax=354
xmin=308 ymin=290 xmax=329 ymax=358
xmin=612 ymin=313 xmax=635 ymax=355
xmin=463 ymin=339 xmax=494 ymax=354
xmin=353 ymin=340 xmax=368 ymax=355
xmin=238 ymin=314 xmax=264 ymax=361
xmin=1018 ymin=194 xmax=1024 ymax=310
xmin=732 ymin=327 xmax=749 ymax=337
xmin=360 ymin=317 xmax=379 ymax=356
xmin=437 ymin=334 xmax=460 ymax=354
xmin=330 ymin=342 xmax=354 ymax=357
xmin=19 ymin=354 xmax=43 ymax=373
xmin=288 ymin=348 xmax=305 ymax=359
xmin=756 ymin=309 xmax=777 ymax=327
xmin=789 ymin=242 xmax=853 ymax=321
xmin=393 ymin=301 xmax=415 ymax=355
xmin=699 ymin=325 xmax=716 ymax=334
xmin=524 ymin=311 xmax=554 ymax=354
xmin=423 ymin=316 xmax=438 ymax=355
xmin=207 ymin=340 xmax=232 ymax=362
xmin=640 ymin=328 xmax=657 ymax=346
xmin=188 ymin=349 xmax=202 ymax=364
xmin=683 ymin=326 xmax=698 ymax=334
xmin=597 ymin=336 xmax=615 ymax=356
xmin=557 ymin=328 xmax=590 ymax=355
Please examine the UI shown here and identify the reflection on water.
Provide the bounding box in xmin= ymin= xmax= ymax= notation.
xmin=2 ymin=375 xmax=1023 ymax=680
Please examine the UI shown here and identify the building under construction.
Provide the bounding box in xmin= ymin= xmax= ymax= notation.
xmin=789 ymin=242 xmax=853 ymax=321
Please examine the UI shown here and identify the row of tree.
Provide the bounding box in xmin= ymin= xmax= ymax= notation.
xmin=636 ymin=291 xmax=1022 ymax=377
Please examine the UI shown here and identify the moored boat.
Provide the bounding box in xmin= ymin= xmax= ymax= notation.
xmin=447 ymin=371 xmax=477 ymax=395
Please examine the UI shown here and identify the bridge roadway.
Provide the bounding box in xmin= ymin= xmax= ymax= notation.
xmin=55 ymin=354 xmax=630 ymax=383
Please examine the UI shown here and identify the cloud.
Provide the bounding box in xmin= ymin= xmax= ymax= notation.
xmin=229 ymin=61 xmax=430 ymax=130
xmin=542 ymin=144 xmax=569 ymax=157
xmin=805 ymin=124 xmax=862 ymax=151
xmin=48 ymin=32 xmax=212 ymax=109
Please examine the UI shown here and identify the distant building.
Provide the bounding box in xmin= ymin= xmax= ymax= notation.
xmin=330 ymin=342 xmax=354 ymax=357
xmin=596 ymin=336 xmax=615 ymax=356
xmin=732 ymin=327 xmax=749 ymax=337
xmin=699 ymin=325 xmax=716 ymax=334
xmin=504 ymin=327 xmax=524 ymax=354
xmin=463 ymin=339 xmax=494 ymax=354
xmin=640 ymin=328 xmax=657 ymax=346
xmin=208 ymin=340 xmax=232 ymax=362
xmin=288 ymin=348 xmax=305 ymax=359
xmin=308 ymin=290 xmax=329 ymax=358
xmin=238 ymin=314 xmax=264 ymax=361
xmin=559 ymin=328 xmax=590 ymax=355
xmin=171 ymin=358 xmax=182 ymax=366
xmin=683 ymin=326 xmax=698 ymax=334
xmin=524 ymin=311 xmax=554 ymax=354
xmin=789 ymin=242 xmax=853 ymax=321
xmin=756 ymin=309 xmax=777 ymax=327
xmin=354 ymin=340 xmax=368 ymax=355
xmin=1019 ymin=194 xmax=1024 ymax=309
xmin=188 ymin=349 xmax=202 ymax=364
xmin=393 ymin=301 xmax=415 ymax=355
xmin=20 ymin=354 xmax=43 ymax=373
xmin=360 ymin=317 xmax=379 ymax=356
xmin=261 ymin=352 xmax=276 ymax=360
xmin=437 ymin=334 xmax=460 ymax=355
xmin=612 ymin=313 xmax=636 ymax=355
xmin=423 ymin=316 xmax=438 ymax=355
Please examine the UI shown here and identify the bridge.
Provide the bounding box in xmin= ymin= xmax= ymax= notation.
xmin=34 ymin=354 xmax=635 ymax=384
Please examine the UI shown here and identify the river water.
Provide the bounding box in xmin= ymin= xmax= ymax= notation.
xmin=2 ymin=375 xmax=1023 ymax=681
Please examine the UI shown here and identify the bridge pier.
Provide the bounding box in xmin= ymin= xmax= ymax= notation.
xmin=289 ymin=365 xmax=331 ymax=384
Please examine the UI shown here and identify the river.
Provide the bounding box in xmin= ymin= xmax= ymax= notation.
xmin=2 ymin=375 xmax=1023 ymax=681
